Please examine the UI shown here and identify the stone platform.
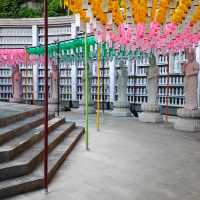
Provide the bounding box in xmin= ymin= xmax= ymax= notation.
xmin=0 ymin=102 xmax=43 ymax=127
xmin=174 ymin=108 xmax=200 ymax=132
xmin=0 ymin=102 xmax=83 ymax=199
xmin=139 ymin=103 xmax=163 ymax=123
xmin=74 ymin=105 xmax=96 ymax=114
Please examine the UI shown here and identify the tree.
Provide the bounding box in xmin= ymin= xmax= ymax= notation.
xmin=48 ymin=0 xmax=66 ymax=17
xmin=0 ymin=0 xmax=67 ymax=18
xmin=17 ymin=6 xmax=42 ymax=18
xmin=0 ymin=0 xmax=19 ymax=17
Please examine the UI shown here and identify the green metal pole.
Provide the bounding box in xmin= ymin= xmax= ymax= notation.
xmin=84 ymin=32 xmax=89 ymax=150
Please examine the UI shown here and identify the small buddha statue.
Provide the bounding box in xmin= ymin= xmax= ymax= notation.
xmin=50 ymin=61 xmax=58 ymax=103
xmin=147 ymin=53 xmax=159 ymax=105
xmin=10 ymin=64 xmax=23 ymax=103
xmin=182 ymin=48 xmax=199 ymax=110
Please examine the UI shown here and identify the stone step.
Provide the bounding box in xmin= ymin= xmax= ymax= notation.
xmin=0 ymin=113 xmax=55 ymax=145
xmin=0 ymin=106 xmax=43 ymax=128
xmin=0 ymin=126 xmax=84 ymax=199
xmin=0 ymin=122 xmax=76 ymax=181
xmin=0 ymin=117 xmax=65 ymax=163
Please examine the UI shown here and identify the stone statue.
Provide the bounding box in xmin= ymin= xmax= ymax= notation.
xmin=50 ymin=61 xmax=58 ymax=103
xmin=174 ymin=49 xmax=200 ymax=132
xmin=10 ymin=64 xmax=23 ymax=103
xmin=182 ymin=48 xmax=199 ymax=110
xmin=116 ymin=59 xmax=128 ymax=104
xmin=82 ymin=62 xmax=93 ymax=105
xmin=139 ymin=54 xmax=162 ymax=122
xmin=147 ymin=53 xmax=159 ymax=105
xmin=111 ymin=57 xmax=131 ymax=116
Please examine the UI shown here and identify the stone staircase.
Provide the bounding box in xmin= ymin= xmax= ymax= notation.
xmin=0 ymin=105 xmax=84 ymax=199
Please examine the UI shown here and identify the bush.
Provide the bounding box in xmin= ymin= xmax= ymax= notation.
xmin=17 ymin=6 xmax=42 ymax=18
xmin=48 ymin=0 xmax=66 ymax=17
xmin=0 ymin=0 xmax=67 ymax=18
xmin=0 ymin=0 xmax=19 ymax=17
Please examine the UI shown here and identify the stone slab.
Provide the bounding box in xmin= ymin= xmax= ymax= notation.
xmin=139 ymin=111 xmax=163 ymax=123
xmin=48 ymin=104 xmax=64 ymax=113
xmin=9 ymin=98 xmax=23 ymax=104
xmin=174 ymin=117 xmax=200 ymax=132
xmin=177 ymin=108 xmax=200 ymax=118
xmin=141 ymin=103 xmax=160 ymax=112
xmin=113 ymin=101 xmax=129 ymax=108
xmin=0 ymin=102 xmax=43 ymax=128
xmin=110 ymin=107 xmax=131 ymax=117
xmin=0 ymin=102 xmax=42 ymax=120
xmin=75 ymin=105 xmax=96 ymax=114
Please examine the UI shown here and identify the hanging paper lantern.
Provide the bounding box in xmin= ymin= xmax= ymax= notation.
xmin=0 ymin=49 xmax=27 ymax=66
xmin=190 ymin=4 xmax=200 ymax=25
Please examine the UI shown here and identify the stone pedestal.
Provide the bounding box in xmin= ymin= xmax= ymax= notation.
xmin=111 ymin=58 xmax=131 ymax=117
xmin=77 ymin=103 xmax=96 ymax=114
xmin=139 ymin=103 xmax=163 ymax=123
xmin=174 ymin=108 xmax=200 ymax=132
xmin=10 ymin=97 xmax=23 ymax=103
xmin=111 ymin=102 xmax=131 ymax=117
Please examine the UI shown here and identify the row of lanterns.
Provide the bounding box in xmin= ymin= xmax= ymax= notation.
xmin=172 ymin=0 xmax=192 ymax=24
xmin=155 ymin=0 xmax=170 ymax=24
xmin=89 ymin=0 xmax=108 ymax=25
xmin=191 ymin=4 xmax=200 ymax=25
xmin=131 ymin=0 xmax=147 ymax=24
xmin=108 ymin=0 xmax=125 ymax=26
xmin=64 ymin=0 xmax=90 ymax=23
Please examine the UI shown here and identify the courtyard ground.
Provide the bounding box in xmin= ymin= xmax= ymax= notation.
xmin=10 ymin=112 xmax=200 ymax=200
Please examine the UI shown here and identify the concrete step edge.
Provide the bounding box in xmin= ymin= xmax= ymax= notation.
xmin=0 ymin=122 xmax=76 ymax=181
xmin=0 ymin=107 xmax=43 ymax=128
xmin=0 ymin=127 xmax=84 ymax=199
xmin=0 ymin=113 xmax=55 ymax=145
xmin=0 ymin=117 xmax=66 ymax=163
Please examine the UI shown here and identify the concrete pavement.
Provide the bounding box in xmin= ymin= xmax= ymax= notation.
xmin=9 ymin=112 xmax=200 ymax=200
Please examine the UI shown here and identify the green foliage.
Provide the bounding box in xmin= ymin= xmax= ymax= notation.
xmin=0 ymin=0 xmax=18 ymax=17
xmin=0 ymin=0 xmax=67 ymax=18
xmin=17 ymin=6 xmax=42 ymax=18
xmin=48 ymin=0 xmax=66 ymax=17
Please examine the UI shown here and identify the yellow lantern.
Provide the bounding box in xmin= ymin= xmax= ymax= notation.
xmin=160 ymin=0 xmax=168 ymax=8
xmin=179 ymin=3 xmax=188 ymax=13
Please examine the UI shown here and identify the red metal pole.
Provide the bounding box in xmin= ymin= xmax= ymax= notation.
xmin=44 ymin=0 xmax=49 ymax=193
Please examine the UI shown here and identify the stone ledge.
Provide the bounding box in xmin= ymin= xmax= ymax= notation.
xmin=9 ymin=98 xmax=23 ymax=104
xmin=177 ymin=108 xmax=200 ymax=118
xmin=141 ymin=103 xmax=160 ymax=112
xmin=48 ymin=104 xmax=64 ymax=113
xmin=49 ymin=98 xmax=58 ymax=104
xmin=110 ymin=107 xmax=131 ymax=117
xmin=174 ymin=117 xmax=200 ymax=132
xmin=139 ymin=112 xmax=163 ymax=123
xmin=76 ymin=105 xmax=96 ymax=114
xmin=113 ymin=102 xmax=129 ymax=108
